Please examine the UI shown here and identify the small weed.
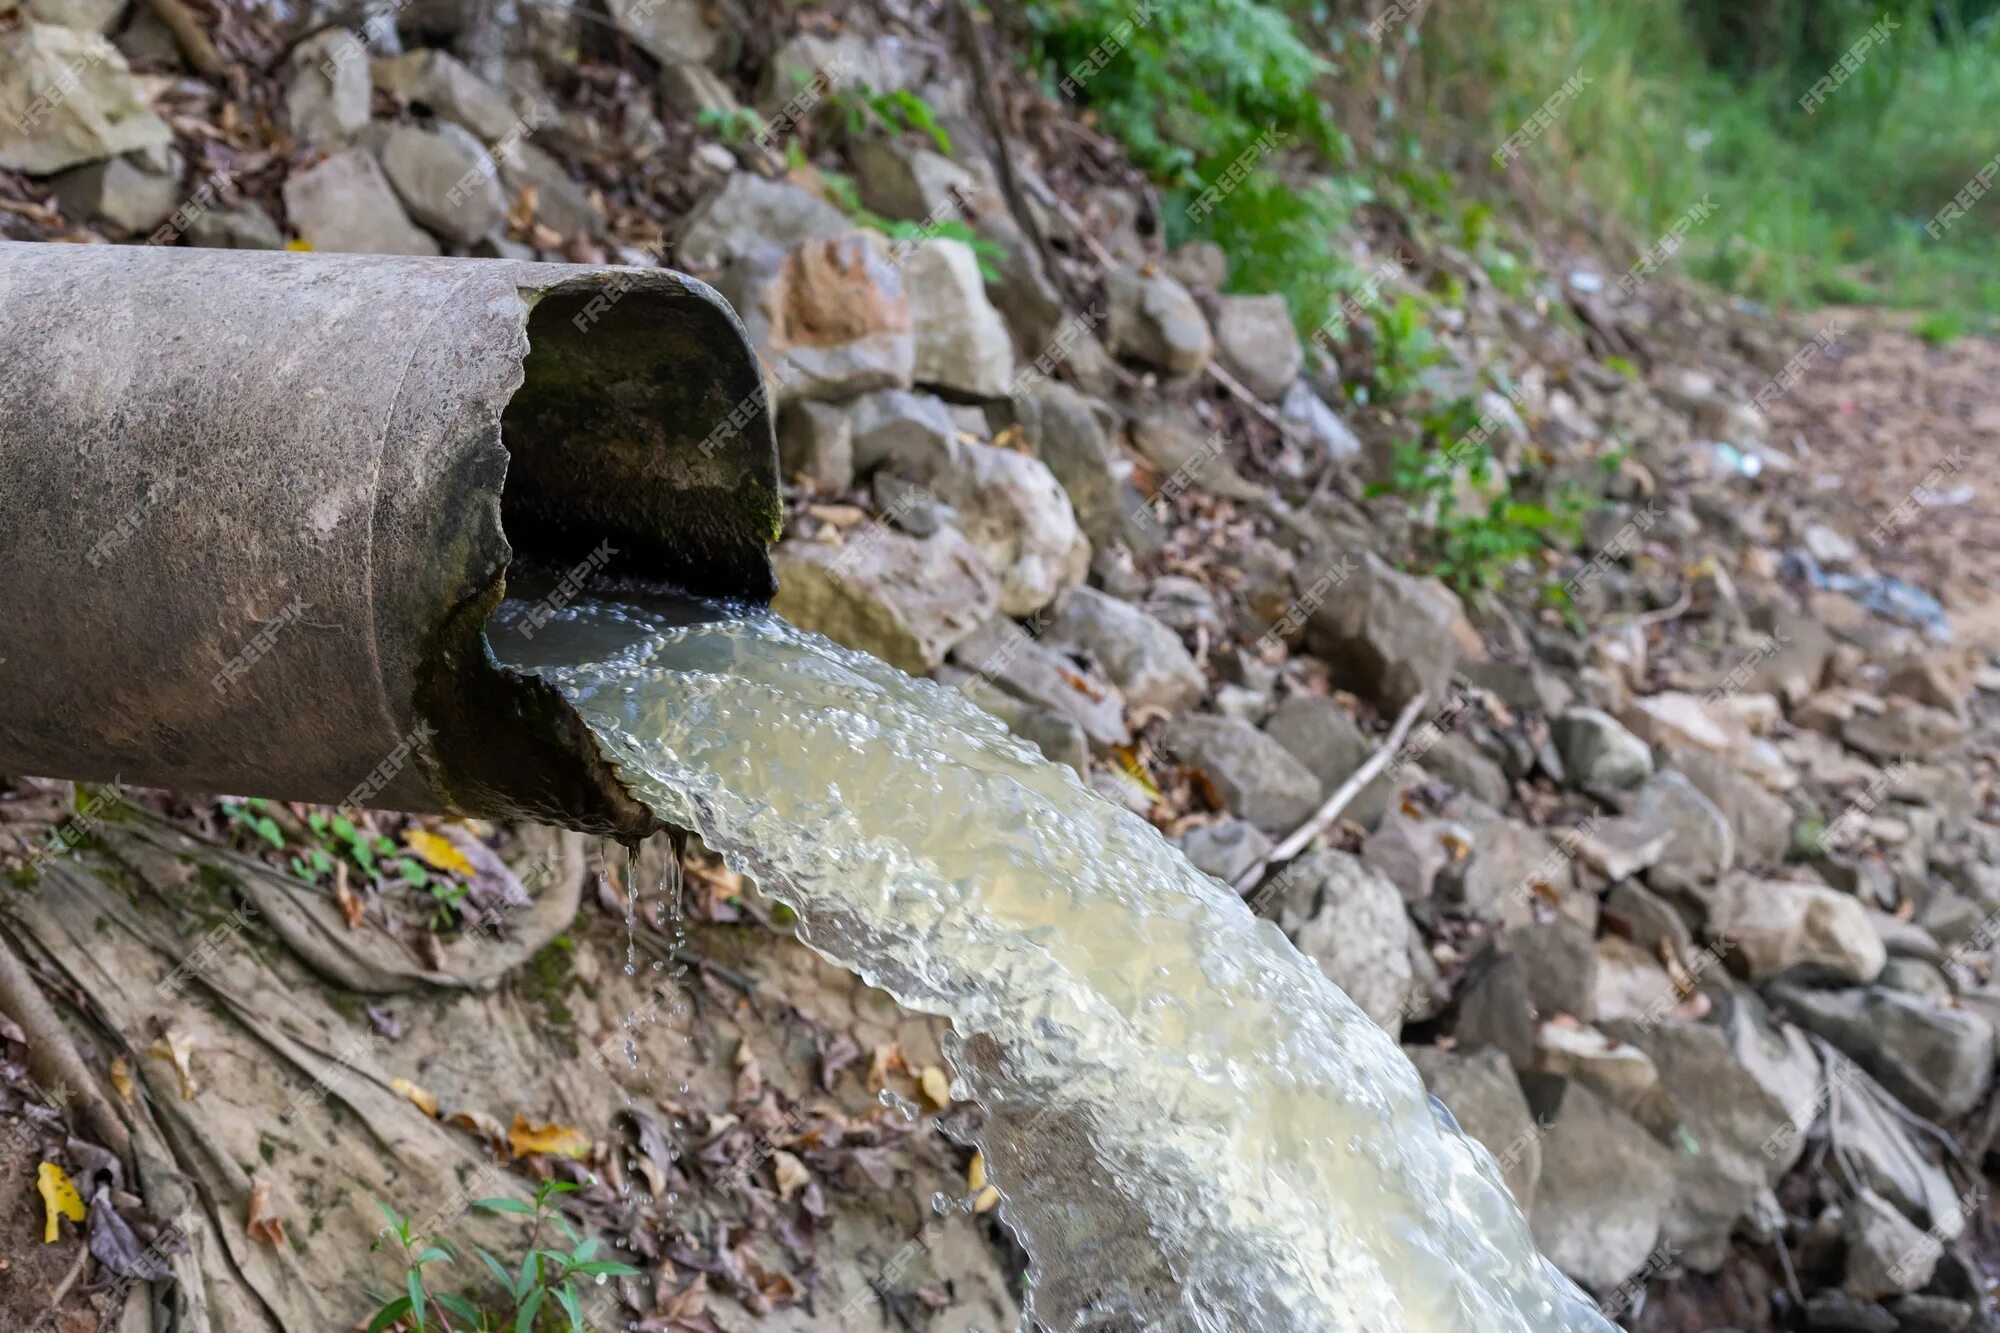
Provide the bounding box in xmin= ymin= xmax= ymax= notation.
xmin=365 ymin=1180 xmax=640 ymax=1332
xmin=818 ymin=167 xmax=1004 ymax=278
xmin=1916 ymin=309 xmax=1966 ymax=346
xmin=695 ymin=105 xmax=765 ymax=145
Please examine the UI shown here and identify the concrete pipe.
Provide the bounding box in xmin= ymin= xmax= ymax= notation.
xmin=0 ymin=241 xmax=780 ymax=838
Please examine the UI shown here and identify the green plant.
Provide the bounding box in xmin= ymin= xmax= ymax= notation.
xmin=817 ymin=167 xmax=1006 ymax=278
xmin=218 ymin=801 xmax=473 ymax=929
xmin=1361 ymin=293 xmax=1443 ymax=403
xmin=1916 ymin=308 xmax=1966 ymax=345
xmin=695 ymin=105 xmax=766 ymax=144
xmin=366 ymin=1181 xmax=640 ymax=1332
xmin=838 ymin=84 xmax=954 ymax=154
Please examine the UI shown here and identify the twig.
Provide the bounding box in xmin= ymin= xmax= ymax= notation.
xmin=1233 ymin=692 xmax=1428 ymax=892
xmin=1206 ymin=360 xmax=1304 ymax=442
xmin=0 ymin=926 xmax=132 ymax=1164
xmin=949 ymin=0 xmax=1062 ymax=288
xmin=32 ymin=1243 xmax=90 ymax=1330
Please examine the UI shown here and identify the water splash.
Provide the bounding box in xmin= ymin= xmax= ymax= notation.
xmin=490 ymin=589 xmax=1611 ymax=1333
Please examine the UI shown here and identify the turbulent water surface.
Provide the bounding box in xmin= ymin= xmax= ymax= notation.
xmin=490 ymin=587 xmax=1612 ymax=1333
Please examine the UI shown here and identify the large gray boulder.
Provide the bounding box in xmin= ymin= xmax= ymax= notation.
xmin=1529 ymin=1082 xmax=1677 ymax=1292
xmin=1772 ymin=984 xmax=1994 ymax=1121
xmin=903 ymin=238 xmax=1015 ymax=398
xmin=377 ymin=121 xmax=507 ymax=245
xmin=282 ymin=149 xmax=441 ymax=256
xmin=924 ymin=443 xmax=1084 ymax=617
xmin=372 ymin=49 xmax=523 ymax=143
xmin=1303 ymin=552 xmax=1464 ymax=710
xmin=1667 ymin=745 xmax=1793 ymax=868
xmin=51 ymin=144 xmax=181 ymax=235
xmin=0 ymin=23 xmax=171 ymax=174
xmin=723 ymin=232 xmax=917 ymax=406
xmin=1160 ymin=714 xmax=1321 ymax=834
xmin=677 ymin=172 xmax=849 ymax=271
xmin=1104 ymin=266 xmax=1213 ymax=377
xmin=771 ymin=528 xmax=998 ymax=674
xmin=1263 ymin=696 xmax=1397 ymax=828
xmin=284 ymin=29 xmax=372 ymax=147
xmin=1043 ymin=587 xmax=1205 ymax=713
xmin=1283 ymin=850 xmax=1414 ymax=1034
xmin=1209 ymin=292 xmax=1301 ymax=400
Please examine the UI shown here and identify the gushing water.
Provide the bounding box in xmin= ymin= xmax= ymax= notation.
xmin=490 ymin=587 xmax=1612 ymax=1333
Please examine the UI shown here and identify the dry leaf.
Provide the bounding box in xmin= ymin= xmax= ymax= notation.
xmin=966 ymin=1149 xmax=1001 ymax=1212
xmin=37 ymin=1162 xmax=84 ymax=1242
xmin=771 ymin=1150 xmax=810 ymax=1202
xmin=392 ymin=1077 xmax=438 ymax=1118
xmin=147 ymin=1031 xmax=199 ymax=1100
xmin=867 ymin=1042 xmax=906 ymax=1092
xmin=918 ymin=1065 xmax=952 ymax=1110
xmin=333 ymin=860 xmax=364 ymax=929
xmin=405 ymin=828 xmax=475 ymax=877
xmin=446 ymin=1108 xmax=510 ymax=1157
xmin=508 ymin=1114 xmax=591 ymax=1160
xmin=108 ymin=1055 xmax=134 ymax=1102
xmin=246 ymin=1176 xmax=287 ymax=1247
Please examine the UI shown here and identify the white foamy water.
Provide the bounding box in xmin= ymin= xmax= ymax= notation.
xmin=490 ymin=589 xmax=1611 ymax=1333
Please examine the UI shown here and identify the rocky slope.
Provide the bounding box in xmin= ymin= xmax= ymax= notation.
xmin=6 ymin=1 xmax=2000 ymax=1329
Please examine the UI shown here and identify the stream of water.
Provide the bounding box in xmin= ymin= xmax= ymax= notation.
xmin=489 ymin=586 xmax=1613 ymax=1333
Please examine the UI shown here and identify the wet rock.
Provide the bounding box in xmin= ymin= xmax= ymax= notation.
xmin=1303 ymin=552 xmax=1465 ymax=711
xmin=1844 ymin=1188 xmax=1941 ymax=1298
xmin=184 ymin=201 xmax=284 ymax=250
xmin=777 ymin=400 xmax=854 ymax=490
xmin=51 ymin=144 xmax=180 ymax=234
xmin=851 ymin=138 xmax=978 ymax=223
xmin=1772 ymin=984 xmax=1993 ymax=1120
xmin=371 ymin=48 xmax=523 ymax=142
xmin=1551 ymin=708 xmax=1654 ymax=789
xmin=951 ymin=618 xmax=1125 ymax=747
xmin=1208 ymin=293 xmax=1300 ymax=400
xmin=495 ymin=140 xmax=604 ymax=240
xmin=1529 ymin=1081 xmax=1676 ymax=1292
xmin=1361 ymin=812 xmax=1462 ymax=903
xmin=1176 ymin=818 xmax=1272 ymax=885
xmin=924 ymin=443 xmax=1083 ymax=616
xmin=902 ymin=255 xmax=1013 ymax=410
xmin=605 ymin=0 xmax=718 ymax=66
xmin=677 ymin=172 xmax=849 ymax=271
xmin=1286 ymin=850 xmax=1414 ymax=1034
xmin=284 ymin=29 xmax=372 ymax=147
xmin=1043 ymin=587 xmax=1204 ymax=713
xmin=1405 ymin=1045 xmax=1542 ymax=1212
xmin=282 ymin=148 xmax=440 ymax=256
xmin=726 ymin=233 xmax=916 ymax=405
xmin=1634 ymin=770 xmax=1735 ymax=893
xmin=1263 ymin=696 xmax=1396 ymax=829
xmin=771 ymin=527 xmax=998 ymax=674
xmin=1667 ymin=745 xmax=1793 ymax=868
xmin=1103 ymin=266 xmax=1213 ymax=377
xmin=0 ymin=23 xmax=171 ymax=173
xmin=377 ymin=121 xmax=506 ymax=244
xmin=847 ymin=389 xmax=958 ymax=477
xmin=1705 ymin=874 xmax=1885 ymax=985
xmin=1010 ymin=382 xmax=1125 ymax=546
xmin=1161 ymin=714 xmax=1322 ymax=834
xmin=1277 ymin=380 xmax=1363 ymax=463
xmin=1843 ymin=698 xmax=1970 ymax=761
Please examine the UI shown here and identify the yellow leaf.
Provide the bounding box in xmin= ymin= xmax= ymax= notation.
xmin=109 ymin=1055 xmax=134 ymax=1102
xmin=508 ymin=1113 xmax=591 ymax=1161
xmin=918 ymin=1065 xmax=952 ymax=1110
xmin=284 ymin=238 xmax=312 ymax=251
xmin=147 ymin=1030 xmax=199 ymax=1100
xmin=392 ymin=1077 xmax=438 ymax=1118
xmin=404 ymin=828 xmax=475 ymax=877
xmin=37 ymin=1162 xmax=84 ymax=1242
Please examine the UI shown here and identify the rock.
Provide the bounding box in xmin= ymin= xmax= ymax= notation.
xmin=1276 ymin=379 xmax=1363 ymax=463
xmin=1010 ymin=383 xmax=1125 ymax=546
xmin=1633 ymin=771 xmax=1735 ymax=893
xmin=771 ymin=528 xmax=998 ymax=673
xmin=1534 ymin=1021 xmax=1660 ymax=1115
xmin=23 ymin=0 xmax=121 ymax=30
xmin=1605 ymin=881 xmax=1697 ymax=962
xmin=1263 ymin=696 xmax=1397 ymax=829
xmin=659 ymin=61 xmax=740 ymax=120
xmin=980 ymin=211 xmax=1116 ymax=391
xmin=1361 ymin=812 xmax=1462 ymax=903
xmin=1886 ymin=651 xmax=1973 ymax=719
xmin=1438 ymin=808 xmax=1581 ymax=928
xmin=776 ymin=401 xmax=854 ymax=490
xmin=1161 ymin=714 xmax=1322 ymax=834
xmin=758 ymin=31 xmax=915 ymax=110
xmin=1830 ymin=1054 xmax=1967 ymax=1234
xmin=1594 ymin=935 xmax=1678 ymax=1023
xmin=1667 ymin=746 xmax=1793 ymax=868
xmin=1423 ymin=733 xmax=1512 ymax=806
xmin=284 ymin=30 xmax=372 ymax=147
xmin=604 ymin=0 xmax=719 ymax=66
xmin=1622 ymin=690 xmax=1736 ymax=755
xmin=371 ymin=49 xmax=522 ymax=142
xmin=924 ymin=443 xmax=1083 ymax=617
xmin=376 ymin=121 xmax=507 ymax=244
xmin=1496 ymin=920 xmax=1599 ymax=1020
xmin=1164 ymin=240 xmax=1227 ymax=291
xmin=1208 ymin=293 xmax=1301 ymax=400
xmin=1304 ymin=553 xmax=1465 ymax=710
xmin=1103 ymin=266 xmax=1213 ymax=377
xmin=1706 ymin=874 xmax=1885 ymax=985
xmin=1128 ymin=406 xmax=1264 ymax=505
xmin=1043 ymin=587 xmax=1204 ymax=712
xmin=1844 ymin=1188 xmax=1942 ymax=1298
xmin=851 ymin=138 xmax=978 ymax=223
xmin=1572 ymin=815 xmax=1671 ymax=883
xmin=937 ymin=666 xmax=1088 ymax=774
xmin=1879 ymin=956 xmax=1952 ymax=1001
xmin=495 ymin=140 xmax=604 ymax=240
xmin=1605 ymin=1000 xmax=1822 ymax=1269
xmin=725 ymin=233 xmax=916 ymax=406
xmin=1529 ymin=1082 xmax=1677 ymax=1292
xmin=1177 ymin=818 xmax=1272 ymax=885
xmin=282 ymin=149 xmax=441 ymax=256
xmin=0 ymin=23 xmax=171 ymax=174
xmin=1461 ymin=658 xmax=1575 ymax=717
xmin=51 ymin=144 xmax=180 ymax=234
xmin=183 ymin=201 xmax=284 ymax=250
xmin=1745 ymin=607 xmax=1834 ymax=704
xmin=1804 ymin=1292 xmax=1899 ymax=1332
xmin=1844 ymin=699 xmax=1970 ymax=761
xmin=677 ymin=172 xmax=849 ymax=271
xmin=1549 ymin=708 xmax=1653 ymax=789
xmin=847 ymin=389 xmax=958 ymax=477
xmin=1772 ymin=984 xmax=1994 ymax=1120
xmin=1452 ymin=950 xmax=1540 ymax=1070
xmin=1285 ymin=851 xmax=1414 ymax=1034
xmin=1405 ymin=1045 xmax=1542 ymax=1212
xmin=1885 ymin=1295 xmax=1975 ymax=1332
xmin=902 ymin=238 xmax=1016 ymax=398
xmin=950 ymin=618 xmax=1126 ymax=748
